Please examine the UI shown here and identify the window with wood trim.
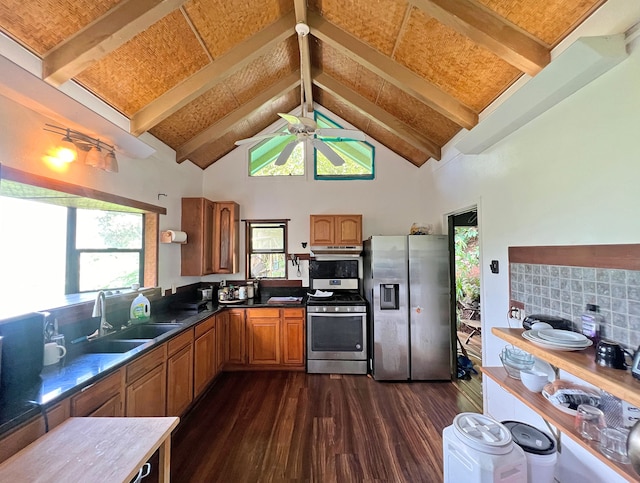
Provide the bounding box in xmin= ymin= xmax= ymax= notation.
xmin=0 ymin=166 xmax=163 ymax=310
xmin=245 ymin=220 xmax=288 ymax=279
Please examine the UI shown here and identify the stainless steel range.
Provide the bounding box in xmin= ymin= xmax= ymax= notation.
xmin=306 ymin=259 xmax=368 ymax=375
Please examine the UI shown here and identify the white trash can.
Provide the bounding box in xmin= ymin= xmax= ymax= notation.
xmin=502 ymin=421 xmax=557 ymax=483
xmin=443 ymin=412 xmax=528 ymax=483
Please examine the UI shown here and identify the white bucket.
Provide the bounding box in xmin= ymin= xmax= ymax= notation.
xmin=443 ymin=413 xmax=528 ymax=483
xmin=502 ymin=420 xmax=557 ymax=483
xmin=525 ymin=451 xmax=557 ymax=483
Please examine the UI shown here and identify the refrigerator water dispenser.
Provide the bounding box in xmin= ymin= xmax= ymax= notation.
xmin=380 ymin=284 xmax=399 ymax=310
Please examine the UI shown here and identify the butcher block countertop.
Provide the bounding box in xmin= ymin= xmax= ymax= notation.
xmin=0 ymin=417 xmax=179 ymax=482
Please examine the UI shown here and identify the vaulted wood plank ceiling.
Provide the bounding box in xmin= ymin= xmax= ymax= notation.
xmin=0 ymin=0 xmax=606 ymax=169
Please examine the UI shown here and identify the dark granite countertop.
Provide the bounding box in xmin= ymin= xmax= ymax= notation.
xmin=0 ymin=294 xmax=306 ymax=437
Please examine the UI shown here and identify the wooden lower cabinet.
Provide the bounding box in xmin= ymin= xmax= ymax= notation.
xmin=0 ymin=399 xmax=70 ymax=464
xmin=216 ymin=312 xmax=227 ymax=373
xmin=125 ymin=346 xmax=167 ymax=417
xmin=194 ymin=316 xmax=216 ymax=398
xmin=167 ymin=345 xmax=193 ymax=416
xmin=227 ymin=309 xmax=246 ymax=364
xmin=125 ymin=363 xmax=166 ymax=417
xmin=71 ymin=369 xmax=124 ymax=417
xmin=247 ymin=309 xmax=281 ymax=365
xmin=282 ymin=308 xmax=305 ymax=366
xmin=166 ymin=329 xmax=194 ymax=417
xmin=89 ymin=394 xmax=123 ymax=417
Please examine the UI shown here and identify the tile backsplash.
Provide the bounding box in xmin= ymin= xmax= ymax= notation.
xmin=510 ymin=263 xmax=640 ymax=350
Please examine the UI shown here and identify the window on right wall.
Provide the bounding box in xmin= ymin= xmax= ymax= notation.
xmin=314 ymin=111 xmax=375 ymax=181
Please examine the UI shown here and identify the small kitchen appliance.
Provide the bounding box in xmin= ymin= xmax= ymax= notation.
xmin=632 ymin=345 xmax=640 ymax=380
xmin=306 ymin=259 xmax=367 ymax=374
xmin=596 ymin=340 xmax=632 ymax=370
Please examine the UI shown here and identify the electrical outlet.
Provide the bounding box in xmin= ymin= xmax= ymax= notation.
xmin=509 ymin=307 xmax=520 ymax=319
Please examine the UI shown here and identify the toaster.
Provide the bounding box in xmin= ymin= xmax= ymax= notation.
xmin=523 ymin=314 xmax=571 ymax=331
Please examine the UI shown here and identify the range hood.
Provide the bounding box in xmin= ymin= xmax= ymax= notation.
xmin=310 ymin=245 xmax=363 ymax=257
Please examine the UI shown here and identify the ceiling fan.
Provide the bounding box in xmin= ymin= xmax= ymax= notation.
xmin=234 ymin=23 xmax=366 ymax=167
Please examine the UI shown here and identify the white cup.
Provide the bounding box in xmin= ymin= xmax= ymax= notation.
xmin=43 ymin=342 xmax=66 ymax=366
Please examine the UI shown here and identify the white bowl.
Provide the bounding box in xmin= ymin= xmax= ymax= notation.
xmin=520 ymin=369 xmax=549 ymax=392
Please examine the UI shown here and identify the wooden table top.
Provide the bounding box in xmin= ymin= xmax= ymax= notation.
xmin=0 ymin=417 xmax=179 ymax=482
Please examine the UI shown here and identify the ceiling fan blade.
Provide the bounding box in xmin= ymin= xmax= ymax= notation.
xmin=316 ymin=128 xmax=366 ymax=142
xmin=274 ymin=139 xmax=300 ymax=165
xmin=312 ymin=138 xmax=345 ymax=166
xmin=277 ymin=112 xmax=303 ymax=125
xmin=235 ymin=132 xmax=289 ymax=146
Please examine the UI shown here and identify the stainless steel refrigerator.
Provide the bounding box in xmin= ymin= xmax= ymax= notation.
xmin=363 ymin=235 xmax=451 ymax=380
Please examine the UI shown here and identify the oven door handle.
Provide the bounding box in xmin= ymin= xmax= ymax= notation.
xmin=308 ymin=312 xmax=366 ymax=317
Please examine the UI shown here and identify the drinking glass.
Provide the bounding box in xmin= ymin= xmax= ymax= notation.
xmin=600 ymin=427 xmax=631 ymax=464
xmin=575 ymin=404 xmax=605 ymax=441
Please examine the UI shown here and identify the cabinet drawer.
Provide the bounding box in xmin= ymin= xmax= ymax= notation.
xmin=71 ymin=369 xmax=123 ymax=417
xmin=247 ymin=308 xmax=280 ymax=318
xmin=195 ymin=315 xmax=216 ymax=338
xmin=282 ymin=308 xmax=304 ymax=318
xmin=126 ymin=345 xmax=166 ymax=384
xmin=167 ymin=328 xmax=193 ymax=357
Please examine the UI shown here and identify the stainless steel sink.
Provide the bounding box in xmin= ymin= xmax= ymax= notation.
xmin=84 ymin=339 xmax=149 ymax=353
xmin=112 ymin=323 xmax=183 ymax=340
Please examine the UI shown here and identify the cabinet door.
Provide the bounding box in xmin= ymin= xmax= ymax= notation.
xmin=181 ymin=198 xmax=215 ymax=276
xmin=194 ymin=328 xmax=216 ymax=397
xmin=0 ymin=417 xmax=44 ymax=463
xmin=71 ymin=370 xmax=123 ymax=417
xmin=227 ymin=309 xmax=246 ymax=364
xmin=202 ymin=199 xmax=215 ymax=275
xmin=125 ymin=363 xmax=166 ymax=417
xmin=214 ymin=202 xmax=239 ymax=274
xmin=282 ymin=309 xmax=305 ymax=366
xmin=90 ymin=394 xmax=123 ymax=417
xmin=167 ymin=343 xmax=193 ymax=416
xmin=335 ymin=215 xmax=362 ymax=245
xmin=248 ymin=315 xmax=280 ymax=365
xmin=216 ymin=312 xmax=227 ymax=373
xmin=310 ymin=215 xmax=335 ymax=245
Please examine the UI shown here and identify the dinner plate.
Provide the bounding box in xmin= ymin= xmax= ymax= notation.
xmin=522 ymin=330 xmax=592 ymax=351
xmin=525 ymin=329 xmax=591 ymax=347
xmin=537 ymin=329 xmax=588 ymax=344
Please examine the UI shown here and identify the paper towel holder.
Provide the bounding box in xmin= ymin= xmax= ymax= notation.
xmin=160 ymin=230 xmax=187 ymax=244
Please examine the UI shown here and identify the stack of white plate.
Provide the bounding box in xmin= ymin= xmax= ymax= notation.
xmin=522 ymin=329 xmax=592 ymax=351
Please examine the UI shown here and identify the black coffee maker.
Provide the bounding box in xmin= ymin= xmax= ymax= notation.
xmin=595 ymin=340 xmax=632 ymax=370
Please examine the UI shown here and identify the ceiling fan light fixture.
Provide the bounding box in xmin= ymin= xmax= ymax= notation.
xmin=295 ymin=22 xmax=310 ymax=37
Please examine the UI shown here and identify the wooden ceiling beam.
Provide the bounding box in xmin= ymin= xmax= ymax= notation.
xmin=130 ymin=11 xmax=296 ymax=136
xmin=313 ymin=70 xmax=441 ymax=161
xmin=411 ymin=0 xmax=550 ymax=76
xmin=294 ymin=0 xmax=313 ymax=114
xmin=176 ymin=71 xmax=300 ymax=163
xmin=43 ymin=0 xmax=187 ymax=87
xmin=308 ymin=12 xmax=477 ymax=129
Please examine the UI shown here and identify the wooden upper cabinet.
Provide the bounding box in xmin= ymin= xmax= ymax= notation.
xmin=213 ymin=201 xmax=239 ymax=274
xmin=310 ymin=215 xmax=362 ymax=246
xmin=181 ymin=198 xmax=239 ymax=276
xmin=310 ymin=215 xmax=335 ymax=245
xmin=336 ymin=215 xmax=362 ymax=245
xmin=181 ymin=198 xmax=215 ymax=276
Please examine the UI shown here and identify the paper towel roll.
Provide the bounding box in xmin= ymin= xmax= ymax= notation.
xmin=167 ymin=230 xmax=187 ymax=243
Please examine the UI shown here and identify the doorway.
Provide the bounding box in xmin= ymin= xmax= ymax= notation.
xmin=448 ymin=208 xmax=482 ymax=411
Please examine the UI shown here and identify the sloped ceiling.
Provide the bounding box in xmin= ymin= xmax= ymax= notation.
xmin=0 ymin=0 xmax=606 ymax=169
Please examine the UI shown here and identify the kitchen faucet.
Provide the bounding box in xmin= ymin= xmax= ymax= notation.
xmin=92 ymin=290 xmax=113 ymax=337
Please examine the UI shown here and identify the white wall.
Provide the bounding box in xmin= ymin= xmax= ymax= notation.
xmin=201 ymin=105 xmax=439 ymax=282
xmin=430 ymin=29 xmax=640 ymax=483
xmin=0 ymin=94 xmax=205 ymax=293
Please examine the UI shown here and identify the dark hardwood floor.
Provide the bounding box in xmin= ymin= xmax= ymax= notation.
xmin=171 ymin=371 xmax=480 ymax=482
